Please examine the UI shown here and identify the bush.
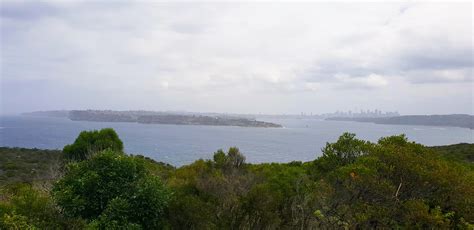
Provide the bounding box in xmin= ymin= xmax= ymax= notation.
xmin=0 ymin=184 xmax=80 ymax=229
xmin=52 ymin=150 xmax=170 ymax=229
xmin=63 ymin=128 xmax=123 ymax=161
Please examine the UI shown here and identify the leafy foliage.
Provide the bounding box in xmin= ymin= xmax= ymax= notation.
xmin=63 ymin=128 xmax=123 ymax=161
xmin=52 ymin=150 xmax=170 ymax=229
xmin=166 ymin=133 xmax=473 ymax=229
xmin=309 ymin=134 xmax=474 ymax=228
xmin=0 ymin=147 xmax=63 ymax=185
xmin=429 ymin=143 xmax=474 ymax=163
xmin=0 ymin=184 xmax=83 ymax=229
xmin=1 ymin=130 xmax=473 ymax=229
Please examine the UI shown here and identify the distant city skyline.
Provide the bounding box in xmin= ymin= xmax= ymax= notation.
xmin=1 ymin=2 xmax=472 ymax=115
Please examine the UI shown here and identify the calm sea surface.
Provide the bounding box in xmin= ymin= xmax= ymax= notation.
xmin=1 ymin=116 xmax=473 ymax=166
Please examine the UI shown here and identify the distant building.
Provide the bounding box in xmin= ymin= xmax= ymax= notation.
xmin=320 ymin=109 xmax=399 ymax=118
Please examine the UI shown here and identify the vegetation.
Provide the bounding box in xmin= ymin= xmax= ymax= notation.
xmin=63 ymin=128 xmax=123 ymax=161
xmin=1 ymin=128 xmax=473 ymax=229
xmin=53 ymin=150 xmax=170 ymax=229
xmin=0 ymin=183 xmax=83 ymax=229
xmin=67 ymin=110 xmax=283 ymax=128
xmin=429 ymin=143 xmax=474 ymax=163
xmin=0 ymin=147 xmax=63 ymax=185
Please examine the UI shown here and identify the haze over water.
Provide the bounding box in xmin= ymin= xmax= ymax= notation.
xmin=1 ymin=116 xmax=472 ymax=166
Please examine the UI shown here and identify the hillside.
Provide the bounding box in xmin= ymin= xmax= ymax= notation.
xmin=24 ymin=110 xmax=283 ymax=128
xmin=0 ymin=147 xmax=63 ymax=185
xmin=1 ymin=142 xmax=472 ymax=186
xmin=326 ymin=114 xmax=474 ymax=129
xmin=429 ymin=143 xmax=474 ymax=163
xmin=1 ymin=131 xmax=473 ymax=229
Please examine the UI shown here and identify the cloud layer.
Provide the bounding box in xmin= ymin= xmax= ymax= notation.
xmin=1 ymin=1 xmax=472 ymax=114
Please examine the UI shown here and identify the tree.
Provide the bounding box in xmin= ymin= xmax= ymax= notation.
xmin=52 ymin=150 xmax=170 ymax=229
xmin=63 ymin=128 xmax=123 ymax=161
xmin=310 ymin=132 xmax=372 ymax=177
xmin=0 ymin=184 xmax=81 ymax=229
xmin=212 ymin=147 xmax=246 ymax=171
xmin=310 ymin=134 xmax=474 ymax=228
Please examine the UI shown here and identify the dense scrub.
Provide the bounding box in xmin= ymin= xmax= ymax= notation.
xmin=0 ymin=147 xmax=63 ymax=185
xmin=0 ymin=129 xmax=473 ymax=229
xmin=429 ymin=143 xmax=474 ymax=163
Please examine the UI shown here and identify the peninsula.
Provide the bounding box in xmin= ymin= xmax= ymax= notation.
xmin=24 ymin=110 xmax=282 ymax=128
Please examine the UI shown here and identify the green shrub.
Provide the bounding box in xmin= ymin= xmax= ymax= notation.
xmin=63 ymin=128 xmax=123 ymax=161
xmin=53 ymin=150 xmax=170 ymax=229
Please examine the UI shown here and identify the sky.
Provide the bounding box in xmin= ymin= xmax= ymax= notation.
xmin=1 ymin=1 xmax=473 ymax=115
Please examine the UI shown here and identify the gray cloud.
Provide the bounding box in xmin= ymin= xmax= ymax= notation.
xmin=396 ymin=48 xmax=472 ymax=71
xmin=1 ymin=1 xmax=472 ymax=115
xmin=404 ymin=68 xmax=473 ymax=84
xmin=1 ymin=1 xmax=58 ymax=20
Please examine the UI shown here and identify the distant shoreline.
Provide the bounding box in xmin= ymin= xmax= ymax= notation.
xmin=23 ymin=110 xmax=283 ymax=128
xmin=326 ymin=114 xmax=474 ymax=129
xmin=19 ymin=110 xmax=474 ymax=129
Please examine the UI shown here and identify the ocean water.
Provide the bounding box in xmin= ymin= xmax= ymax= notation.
xmin=1 ymin=115 xmax=473 ymax=166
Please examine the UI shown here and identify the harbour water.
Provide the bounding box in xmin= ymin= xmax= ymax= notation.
xmin=1 ymin=116 xmax=472 ymax=166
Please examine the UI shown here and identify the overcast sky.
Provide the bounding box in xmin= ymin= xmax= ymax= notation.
xmin=1 ymin=1 xmax=472 ymax=115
